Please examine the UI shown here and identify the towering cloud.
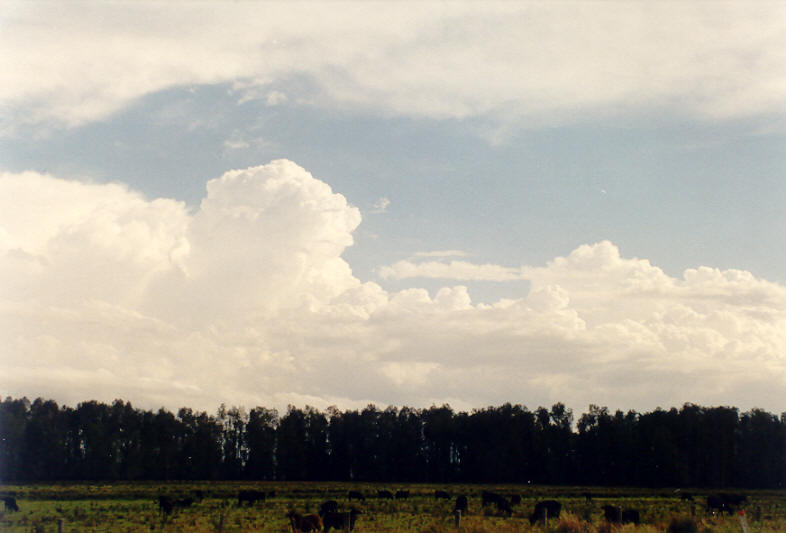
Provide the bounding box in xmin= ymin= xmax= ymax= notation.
xmin=1 ymin=162 xmax=784 ymax=412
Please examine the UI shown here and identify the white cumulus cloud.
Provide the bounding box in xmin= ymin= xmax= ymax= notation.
xmin=1 ymin=162 xmax=785 ymax=413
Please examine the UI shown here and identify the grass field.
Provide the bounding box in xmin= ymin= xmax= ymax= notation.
xmin=1 ymin=482 xmax=784 ymax=532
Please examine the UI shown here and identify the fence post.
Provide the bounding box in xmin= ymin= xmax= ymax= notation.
xmin=454 ymin=509 xmax=461 ymax=530
xmin=218 ymin=512 xmax=225 ymax=532
xmin=738 ymin=510 xmax=749 ymax=533
xmin=345 ymin=511 xmax=351 ymax=533
xmin=58 ymin=519 xmax=64 ymax=533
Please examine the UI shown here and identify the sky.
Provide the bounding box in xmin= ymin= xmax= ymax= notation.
xmin=1 ymin=2 xmax=785 ymax=415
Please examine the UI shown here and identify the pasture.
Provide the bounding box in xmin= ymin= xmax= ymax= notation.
xmin=1 ymin=482 xmax=785 ymax=532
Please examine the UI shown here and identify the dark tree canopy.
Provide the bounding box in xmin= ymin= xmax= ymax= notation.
xmin=1 ymin=397 xmax=784 ymax=488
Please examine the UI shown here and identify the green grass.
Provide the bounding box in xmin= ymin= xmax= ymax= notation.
xmin=0 ymin=482 xmax=784 ymax=532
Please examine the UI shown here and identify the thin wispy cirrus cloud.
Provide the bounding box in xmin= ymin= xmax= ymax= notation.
xmin=1 ymin=2 xmax=785 ymax=415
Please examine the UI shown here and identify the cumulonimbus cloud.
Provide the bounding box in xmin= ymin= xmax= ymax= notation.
xmin=1 ymin=161 xmax=785 ymax=413
xmin=2 ymin=3 xmax=786 ymax=135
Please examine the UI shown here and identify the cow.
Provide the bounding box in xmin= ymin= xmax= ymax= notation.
xmin=319 ymin=500 xmax=339 ymax=516
xmin=622 ymin=509 xmax=641 ymax=525
xmin=435 ymin=490 xmax=450 ymax=500
xmin=510 ymin=494 xmax=522 ymax=505
xmin=287 ymin=510 xmax=323 ymax=532
xmin=238 ymin=490 xmax=266 ymax=506
xmin=481 ymin=491 xmax=511 ymax=516
xmin=395 ymin=490 xmax=409 ymax=500
xmin=706 ymin=494 xmax=733 ymax=515
xmin=322 ymin=509 xmax=361 ymax=532
xmin=268 ymin=490 xmax=277 ymax=499
xmin=157 ymin=495 xmax=174 ymax=517
xmin=720 ymin=493 xmax=748 ymax=508
xmin=3 ymin=496 xmax=19 ymax=512
xmin=529 ymin=500 xmax=562 ymax=525
xmin=174 ymin=497 xmax=194 ymax=509
xmin=454 ymin=495 xmax=468 ymax=514
xmin=481 ymin=490 xmax=503 ymax=507
xmin=495 ymin=497 xmax=513 ymax=516
xmin=347 ymin=490 xmax=365 ymax=501
xmin=377 ymin=490 xmax=394 ymax=499
xmin=602 ymin=505 xmax=640 ymax=525
xmin=193 ymin=490 xmax=204 ymax=501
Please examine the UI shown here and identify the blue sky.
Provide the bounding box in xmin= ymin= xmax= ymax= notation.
xmin=1 ymin=2 xmax=785 ymax=413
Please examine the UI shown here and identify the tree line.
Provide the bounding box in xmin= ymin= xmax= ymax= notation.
xmin=1 ymin=397 xmax=784 ymax=488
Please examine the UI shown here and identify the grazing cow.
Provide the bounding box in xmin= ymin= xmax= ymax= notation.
xmin=602 ymin=505 xmax=640 ymax=525
xmin=193 ymin=490 xmax=204 ymax=501
xmin=622 ymin=509 xmax=641 ymax=525
xmin=706 ymin=494 xmax=733 ymax=515
xmin=174 ymin=497 xmax=194 ymax=509
xmin=238 ymin=490 xmax=266 ymax=506
xmin=495 ymin=498 xmax=513 ymax=516
xmin=377 ymin=490 xmax=394 ymax=499
xmin=481 ymin=491 xmax=511 ymax=516
xmin=322 ymin=509 xmax=361 ymax=532
xmin=481 ymin=490 xmax=502 ymax=507
xmin=3 ymin=496 xmax=19 ymax=512
xmin=157 ymin=495 xmax=174 ymax=518
xmin=347 ymin=490 xmax=365 ymax=501
xmin=454 ymin=495 xmax=468 ymax=514
xmin=435 ymin=490 xmax=450 ymax=500
xmin=529 ymin=500 xmax=562 ymax=525
xmin=720 ymin=493 xmax=747 ymax=507
xmin=319 ymin=500 xmax=339 ymax=516
xmin=287 ymin=511 xmax=323 ymax=532
xmin=510 ymin=494 xmax=522 ymax=505
xmin=395 ymin=490 xmax=410 ymax=500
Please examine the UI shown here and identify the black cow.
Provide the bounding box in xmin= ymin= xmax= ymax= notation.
xmin=481 ymin=491 xmax=511 ymax=516
xmin=510 ymin=494 xmax=522 ymax=505
xmin=706 ymin=494 xmax=733 ymax=515
xmin=435 ymin=490 xmax=450 ymax=499
xmin=395 ymin=490 xmax=409 ymax=500
xmin=157 ymin=495 xmax=174 ymax=517
xmin=347 ymin=490 xmax=365 ymax=501
xmin=721 ymin=493 xmax=748 ymax=507
xmin=319 ymin=500 xmax=339 ymax=516
xmin=322 ymin=509 xmax=361 ymax=532
xmin=238 ymin=489 xmax=266 ymax=506
xmin=454 ymin=495 xmax=468 ymax=514
xmin=3 ymin=496 xmax=19 ymax=512
xmin=174 ymin=497 xmax=194 ymax=509
xmin=602 ymin=505 xmax=640 ymax=525
xmin=623 ymin=509 xmax=641 ymax=525
xmin=377 ymin=490 xmax=394 ymax=499
xmin=287 ymin=511 xmax=323 ymax=532
xmin=529 ymin=500 xmax=562 ymax=524
xmin=481 ymin=490 xmax=502 ymax=507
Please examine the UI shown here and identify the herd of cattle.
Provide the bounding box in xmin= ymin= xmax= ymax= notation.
xmin=148 ymin=488 xmax=751 ymax=531
xmin=0 ymin=488 xmax=751 ymax=531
